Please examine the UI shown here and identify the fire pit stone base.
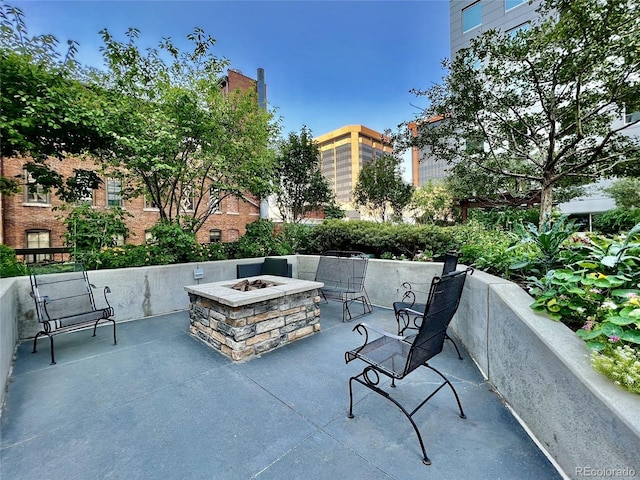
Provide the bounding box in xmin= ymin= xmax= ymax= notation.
xmin=185 ymin=276 xmax=323 ymax=361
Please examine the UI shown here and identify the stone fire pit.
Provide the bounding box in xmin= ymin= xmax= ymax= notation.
xmin=184 ymin=275 xmax=323 ymax=361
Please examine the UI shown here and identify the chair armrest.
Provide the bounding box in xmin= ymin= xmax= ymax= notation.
xmin=91 ymin=284 xmax=113 ymax=310
xmin=357 ymin=322 xmax=405 ymax=340
xmin=346 ymin=275 xmax=365 ymax=292
xmin=347 ymin=322 xmax=407 ymax=361
xmin=396 ymin=281 xmax=431 ymax=308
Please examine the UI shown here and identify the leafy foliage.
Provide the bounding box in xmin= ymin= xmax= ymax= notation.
xmin=467 ymin=206 xmax=540 ymax=231
xmin=530 ymin=224 xmax=640 ymax=344
xmin=508 ymin=215 xmax=581 ymax=276
xmin=277 ymin=222 xmax=312 ymax=254
xmin=398 ymin=0 xmax=640 ymax=225
xmin=62 ymin=204 xmax=131 ymax=266
xmin=95 ymin=27 xmax=280 ymax=234
xmin=603 ymin=178 xmax=640 ymax=209
xmin=0 ymin=244 xmax=27 ymax=277
xmin=408 ymin=180 xmax=457 ymax=225
xmin=352 ymin=154 xmax=414 ymax=222
xmin=0 ymin=5 xmax=110 ymax=197
xmin=592 ymin=345 xmax=640 ymax=394
xmin=224 ymin=219 xmax=292 ymax=259
xmin=307 ymin=219 xmax=456 ymax=259
xmin=593 ymin=207 xmax=640 ymax=236
xmin=273 ymin=126 xmax=334 ymax=223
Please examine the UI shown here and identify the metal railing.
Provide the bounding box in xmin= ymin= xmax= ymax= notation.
xmin=13 ymin=247 xmax=73 ymax=265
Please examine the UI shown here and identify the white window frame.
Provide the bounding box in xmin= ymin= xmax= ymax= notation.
xmin=26 ymin=229 xmax=51 ymax=263
xmin=208 ymin=187 xmax=221 ymax=213
xmin=209 ymin=229 xmax=222 ymax=243
xmin=23 ymin=170 xmax=50 ymax=205
xmin=106 ymin=177 xmax=124 ymax=208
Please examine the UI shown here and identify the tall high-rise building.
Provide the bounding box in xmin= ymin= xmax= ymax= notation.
xmin=315 ymin=125 xmax=393 ymax=215
xmin=450 ymin=0 xmax=541 ymax=56
xmin=412 ymin=0 xmax=543 ymax=188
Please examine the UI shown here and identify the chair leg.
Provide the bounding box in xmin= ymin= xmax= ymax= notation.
xmin=445 ymin=331 xmax=463 ymax=360
xmin=49 ymin=335 xmax=56 ymax=365
xmin=424 ymin=364 xmax=466 ymax=419
xmin=32 ymin=331 xmax=56 ymax=365
xmin=347 ymin=367 xmax=431 ymax=466
xmin=342 ymin=293 xmax=373 ymax=322
xmin=111 ymin=319 xmax=117 ymax=345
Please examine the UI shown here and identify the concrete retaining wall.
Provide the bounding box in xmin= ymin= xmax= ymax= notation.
xmin=0 ymin=277 xmax=19 ymax=409
xmin=2 ymin=256 xmax=638 ymax=478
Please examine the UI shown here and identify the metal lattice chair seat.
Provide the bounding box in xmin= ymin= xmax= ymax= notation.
xmin=345 ymin=267 xmax=473 ymax=466
xmin=346 ymin=333 xmax=412 ymax=379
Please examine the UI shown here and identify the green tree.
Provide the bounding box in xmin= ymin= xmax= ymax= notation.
xmin=62 ymin=204 xmax=131 ymax=265
xmin=95 ymin=27 xmax=280 ymax=234
xmin=273 ymin=126 xmax=334 ymax=223
xmin=0 ymin=5 xmax=110 ymax=199
xmin=604 ymin=177 xmax=640 ymax=209
xmin=353 ymin=153 xmax=414 ymax=222
xmin=409 ymin=180 xmax=456 ymax=225
xmin=400 ymin=0 xmax=640 ymax=226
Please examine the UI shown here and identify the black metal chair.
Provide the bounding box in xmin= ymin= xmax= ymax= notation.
xmin=345 ymin=267 xmax=473 ymax=466
xmin=393 ymin=252 xmax=463 ymax=359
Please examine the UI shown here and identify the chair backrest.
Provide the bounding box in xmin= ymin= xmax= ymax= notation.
xmin=262 ymin=257 xmax=289 ymax=277
xmin=442 ymin=252 xmax=459 ymax=275
xmin=315 ymin=254 xmax=368 ymax=291
xmin=404 ymin=268 xmax=471 ymax=375
xmin=29 ymin=265 xmax=97 ymax=322
xmin=323 ymin=251 xmax=368 ymax=259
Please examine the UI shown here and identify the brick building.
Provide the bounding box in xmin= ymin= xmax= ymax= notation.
xmin=0 ymin=69 xmax=266 ymax=252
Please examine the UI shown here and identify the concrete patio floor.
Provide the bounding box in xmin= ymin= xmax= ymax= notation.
xmin=0 ymin=302 xmax=563 ymax=479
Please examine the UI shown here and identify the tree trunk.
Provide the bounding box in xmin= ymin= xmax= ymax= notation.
xmin=539 ymin=183 xmax=554 ymax=226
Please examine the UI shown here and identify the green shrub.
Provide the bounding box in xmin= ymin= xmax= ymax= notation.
xmin=307 ymin=220 xmax=457 ymax=258
xmin=278 ymin=223 xmax=312 ymax=254
xmin=0 ymin=244 xmax=27 ymax=278
xmin=592 ymin=345 xmax=640 ymax=394
xmin=63 ymin=205 xmax=131 ymax=253
xmin=226 ymin=219 xmax=292 ymax=259
xmin=450 ymin=222 xmax=517 ymax=277
xmin=147 ymin=221 xmax=201 ymax=264
xmin=593 ymin=207 xmax=640 ymax=235
xmin=468 ymin=206 xmax=540 ymax=231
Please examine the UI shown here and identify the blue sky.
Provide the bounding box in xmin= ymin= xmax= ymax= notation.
xmin=11 ymin=0 xmax=451 ymax=176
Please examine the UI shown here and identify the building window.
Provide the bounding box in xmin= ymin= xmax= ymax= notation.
xmin=209 ymin=187 xmax=221 ymax=213
xmin=180 ymin=186 xmax=194 ymax=212
xmin=23 ymin=170 xmax=50 ymax=205
xmin=145 ymin=231 xmax=155 ymax=242
xmin=507 ymin=22 xmax=530 ymax=37
xmin=463 ymin=2 xmax=482 ymax=32
xmin=107 ymin=178 xmax=123 ymax=208
xmin=144 ymin=194 xmax=159 ymax=210
xmin=209 ymin=229 xmax=222 ymax=243
xmin=78 ymin=190 xmax=94 ymax=206
xmin=505 ymin=0 xmax=526 ymax=11
xmin=624 ymin=103 xmax=640 ymax=124
xmin=26 ymin=230 xmax=50 ymax=263
xmin=226 ymin=195 xmax=239 ymax=214
xmin=113 ymin=234 xmax=125 ymax=246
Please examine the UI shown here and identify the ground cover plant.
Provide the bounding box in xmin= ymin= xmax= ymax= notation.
xmin=528 ymin=223 xmax=640 ymax=394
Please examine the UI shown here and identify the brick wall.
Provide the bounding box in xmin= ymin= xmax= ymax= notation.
xmin=0 ymin=156 xmax=260 ymax=248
